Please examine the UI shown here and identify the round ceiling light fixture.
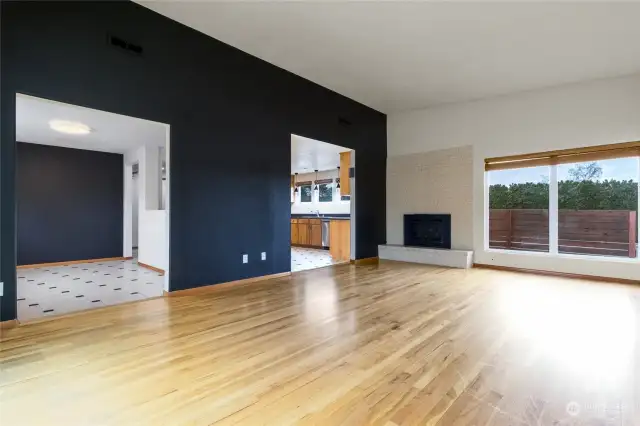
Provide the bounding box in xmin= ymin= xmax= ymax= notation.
xmin=48 ymin=119 xmax=93 ymax=135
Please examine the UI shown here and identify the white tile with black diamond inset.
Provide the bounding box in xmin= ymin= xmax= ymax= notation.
xmin=17 ymin=258 xmax=164 ymax=321
xmin=291 ymin=247 xmax=343 ymax=273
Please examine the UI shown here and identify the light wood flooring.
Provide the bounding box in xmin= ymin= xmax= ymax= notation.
xmin=1 ymin=261 xmax=639 ymax=425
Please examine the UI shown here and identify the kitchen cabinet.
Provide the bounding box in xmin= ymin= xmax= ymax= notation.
xmin=291 ymin=218 xmax=323 ymax=248
xmin=290 ymin=219 xmax=299 ymax=245
xmin=329 ymin=219 xmax=350 ymax=262
xmin=339 ymin=151 xmax=351 ymax=196
xmin=310 ymin=222 xmax=322 ymax=247
xmin=298 ymin=219 xmax=309 ymax=245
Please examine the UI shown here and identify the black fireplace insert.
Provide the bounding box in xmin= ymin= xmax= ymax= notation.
xmin=404 ymin=214 xmax=451 ymax=249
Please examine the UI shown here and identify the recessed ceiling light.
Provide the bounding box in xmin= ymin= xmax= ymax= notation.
xmin=48 ymin=119 xmax=92 ymax=135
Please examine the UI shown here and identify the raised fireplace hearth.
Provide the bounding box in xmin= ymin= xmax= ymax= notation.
xmin=379 ymin=213 xmax=472 ymax=268
xmin=404 ymin=214 xmax=451 ymax=249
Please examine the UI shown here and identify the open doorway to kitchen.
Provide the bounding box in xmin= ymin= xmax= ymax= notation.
xmin=290 ymin=134 xmax=355 ymax=272
xmin=15 ymin=94 xmax=170 ymax=322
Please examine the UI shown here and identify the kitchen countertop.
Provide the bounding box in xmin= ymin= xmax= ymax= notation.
xmin=291 ymin=215 xmax=350 ymax=221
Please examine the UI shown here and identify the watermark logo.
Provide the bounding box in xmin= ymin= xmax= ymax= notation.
xmin=566 ymin=401 xmax=581 ymax=417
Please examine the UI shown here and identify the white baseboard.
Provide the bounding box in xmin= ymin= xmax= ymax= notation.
xmin=379 ymin=244 xmax=473 ymax=269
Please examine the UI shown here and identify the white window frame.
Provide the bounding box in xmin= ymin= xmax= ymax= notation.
xmin=485 ymin=158 xmax=640 ymax=261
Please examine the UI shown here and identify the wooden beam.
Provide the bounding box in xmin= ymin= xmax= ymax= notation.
xmin=485 ymin=142 xmax=640 ymax=171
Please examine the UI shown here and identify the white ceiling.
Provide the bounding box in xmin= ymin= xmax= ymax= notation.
xmin=16 ymin=94 xmax=167 ymax=154
xmin=139 ymin=1 xmax=640 ymax=112
xmin=291 ymin=134 xmax=349 ymax=174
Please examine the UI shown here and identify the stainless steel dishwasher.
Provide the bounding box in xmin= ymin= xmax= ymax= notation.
xmin=321 ymin=219 xmax=330 ymax=249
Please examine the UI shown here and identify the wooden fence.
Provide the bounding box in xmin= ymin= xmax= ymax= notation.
xmin=489 ymin=209 xmax=638 ymax=258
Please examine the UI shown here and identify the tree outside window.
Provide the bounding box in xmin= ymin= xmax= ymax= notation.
xmin=300 ymin=185 xmax=312 ymax=203
xmin=319 ymin=183 xmax=333 ymax=202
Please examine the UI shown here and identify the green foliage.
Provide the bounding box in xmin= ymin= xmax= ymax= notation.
xmin=489 ymin=182 xmax=549 ymax=209
xmin=567 ymin=162 xmax=603 ymax=181
xmin=489 ymin=180 xmax=638 ymax=210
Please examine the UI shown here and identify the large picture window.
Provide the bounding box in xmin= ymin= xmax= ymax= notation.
xmin=486 ymin=142 xmax=639 ymax=259
xmin=557 ymin=158 xmax=638 ymax=257
xmin=489 ymin=166 xmax=550 ymax=252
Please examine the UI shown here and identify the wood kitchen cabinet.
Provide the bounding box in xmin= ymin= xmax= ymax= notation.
xmin=298 ymin=219 xmax=309 ymax=245
xmin=310 ymin=221 xmax=322 ymax=247
xmin=291 ymin=218 xmax=323 ymax=248
xmin=329 ymin=219 xmax=350 ymax=262
xmin=290 ymin=219 xmax=299 ymax=245
xmin=339 ymin=151 xmax=351 ymax=196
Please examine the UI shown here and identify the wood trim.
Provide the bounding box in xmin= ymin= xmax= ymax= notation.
xmin=473 ymin=263 xmax=640 ymax=286
xmin=485 ymin=141 xmax=640 ymax=171
xmin=314 ymin=178 xmax=334 ymax=185
xmin=486 ymin=140 xmax=640 ymax=164
xmin=295 ymin=181 xmax=313 ymax=187
xmin=17 ymin=257 xmax=131 ymax=269
xmin=292 ymin=261 xmax=349 ymax=273
xmin=166 ymin=272 xmax=291 ymax=296
xmin=292 ymin=243 xmax=327 ymax=249
xmin=0 ymin=319 xmax=18 ymax=329
xmin=350 ymin=257 xmax=379 ymax=265
xmin=138 ymin=262 xmax=165 ymax=275
xmin=486 ymin=157 xmax=555 ymax=171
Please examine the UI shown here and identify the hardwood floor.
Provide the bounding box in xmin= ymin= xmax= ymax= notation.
xmin=1 ymin=261 xmax=639 ymax=425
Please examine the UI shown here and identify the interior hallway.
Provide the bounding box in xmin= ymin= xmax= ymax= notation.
xmin=3 ymin=262 xmax=639 ymax=425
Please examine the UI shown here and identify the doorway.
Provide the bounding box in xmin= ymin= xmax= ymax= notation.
xmin=15 ymin=94 xmax=170 ymax=321
xmin=290 ymin=134 xmax=355 ymax=272
xmin=132 ymin=163 xmax=140 ymax=258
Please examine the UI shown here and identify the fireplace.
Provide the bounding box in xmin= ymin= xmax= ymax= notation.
xmin=404 ymin=214 xmax=451 ymax=249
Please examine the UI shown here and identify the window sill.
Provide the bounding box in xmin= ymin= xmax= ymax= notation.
xmin=484 ymin=248 xmax=640 ymax=264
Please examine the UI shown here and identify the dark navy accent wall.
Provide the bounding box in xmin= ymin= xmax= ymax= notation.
xmin=0 ymin=1 xmax=387 ymax=321
xmin=16 ymin=143 xmax=124 ymax=266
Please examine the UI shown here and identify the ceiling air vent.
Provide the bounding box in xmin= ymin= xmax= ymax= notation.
xmin=338 ymin=117 xmax=352 ymax=127
xmin=108 ymin=34 xmax=143 ymax=57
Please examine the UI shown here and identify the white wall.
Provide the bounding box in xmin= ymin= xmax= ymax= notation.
xmin=132 ymin=174 xmax=139 ymax=247
xmin=139 ymin=210 xmax=167 ymax=270
xmin=124 ymin=144 xmax=168 ymax=272
xmin=387 ymin=146 xmax=473 ymax=250
xmin=387 ymin=73 xmax=640 ymax=280
xmin=123 ymin=163 xmax=133 ymax=258
xmin=291 ymin=169 xmax=351 ymax=215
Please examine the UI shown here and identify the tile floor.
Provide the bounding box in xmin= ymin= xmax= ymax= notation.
xmin=291 ymin=246 xmax=343 ymax=272
xmin=17 ymin=255 xmax=164 ymax=322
